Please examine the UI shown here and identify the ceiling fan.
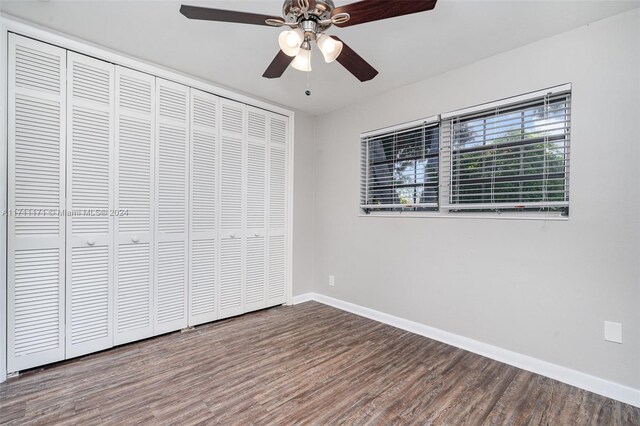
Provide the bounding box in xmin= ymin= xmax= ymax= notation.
xmin=180 ymin=0 xmax=438 ymax=82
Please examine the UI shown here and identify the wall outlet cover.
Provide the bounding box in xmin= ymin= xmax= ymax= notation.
xmin=604 ymin=321 xmax=622 ymax=344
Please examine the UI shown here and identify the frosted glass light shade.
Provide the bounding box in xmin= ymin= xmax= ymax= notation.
xmin=278 ymin=29 xmax=304 ymax=57
xmin=291 ymin=47 xmax=312 ymax=72
xmin=316 ymin=34 xmax=343 ymax=63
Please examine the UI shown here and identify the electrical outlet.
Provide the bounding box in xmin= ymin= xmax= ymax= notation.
xmin=328 ymin=275 xmax=335 ymax=287
xmin=604 ymin=321 xmax=622 ymax=344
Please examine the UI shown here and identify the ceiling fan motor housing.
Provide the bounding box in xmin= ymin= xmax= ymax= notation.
xmin=301 ymin=20 xmax=318 ymax=41
xmin=282 ymin=0 xmax=335 ymax=32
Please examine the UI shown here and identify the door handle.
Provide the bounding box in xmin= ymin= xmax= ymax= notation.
xmin=132 ymin=236 xmax=140 ymax=243
xmin=87 ymin=238 xmax=95 ymax=246
xmin=229 ymin=233 xmax=236 ymax=238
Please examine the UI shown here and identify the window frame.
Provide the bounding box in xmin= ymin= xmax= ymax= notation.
xmin=358 ymin=83 xmax=572 ymax=220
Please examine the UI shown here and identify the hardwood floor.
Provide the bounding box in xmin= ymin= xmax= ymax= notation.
xmin=1 ymin=301 xmax=638 ymax=425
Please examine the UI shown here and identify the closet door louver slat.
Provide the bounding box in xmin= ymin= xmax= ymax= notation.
xmin=189 ymin=89 xmax=219 ymax=326
xmin=218 ymin=99 xmax=246 ymax=318
xmin=8 ymin=34 xmax=67 ymax=372
xmin=154 ymin=78 xmax=190 ymax=334
xmin=65 ymin=52 xmax=115 ymax=358
xmin=114 ymin=67 xmax=155 ymax=344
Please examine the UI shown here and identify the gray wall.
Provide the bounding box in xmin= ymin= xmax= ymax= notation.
xmin=310 ymin=9 xmax=640 ymax=388
xmin=292 ymin=111 xmax=316 ymax=296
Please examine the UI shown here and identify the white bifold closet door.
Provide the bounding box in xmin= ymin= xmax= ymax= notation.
xmin=65 ymin=52 xmax=115 ymax=358
xmin=219 ymin=99 xmax=246 ymax=319
xmin=189 ymin=89 xmax=220 ymax=326
xmin=245 ymin=107 xmax=268 ymax=312
xmin=7 ymin=34 xmax=67 ymax=372
xmin=267 ymin=114 xmax=288 ymax=306
xmin=154 ymin=78 xmax=190 ymax=334
xmin=114 ymin=67 xmax=155 ymax=344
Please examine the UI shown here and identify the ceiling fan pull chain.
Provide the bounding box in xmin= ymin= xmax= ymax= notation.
xmin=305 ymin=60 xmax=311 ymax=96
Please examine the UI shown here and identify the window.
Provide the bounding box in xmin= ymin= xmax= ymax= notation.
xmin=441 ymin=85 xmax=571 ymax=214
xmin=359 ymin=84 xmax=571 ymax=218
xmin=360 ymin=119 xmax=439 ymax=213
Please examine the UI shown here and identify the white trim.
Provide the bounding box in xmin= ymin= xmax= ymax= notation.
xmin=292 ymin=293 xmax=640 ymax=408
xmin=290 ymin=293 xmax=315 ymax=305
xmin=359 ymin=211 xmax=568 ymax=220
xmin=441 ymin=83 xmax=572 ymax=119
xmin=0 ymin=17 xmax=8 ymax=384
xmin=360 ymin=115 xmax=439 ymax=139
xmin=360 ymin=203 xmax=439 ymax=209
xmin=286 ymin=113 xmax=295 ymax=306
xmin=442 ymin=201 xmax=569 ymax=210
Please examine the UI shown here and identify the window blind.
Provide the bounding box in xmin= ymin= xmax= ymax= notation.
xmin=360 ymin=120 xmax=439 ymax=213
xmin=440 ymin=85 xmax=571 ymax=212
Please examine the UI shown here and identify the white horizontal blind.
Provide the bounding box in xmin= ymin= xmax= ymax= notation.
xmin=360 ymin=121 xmax=439 ymax=212
xmin=441 ymin=87 xmax=571 ymax=211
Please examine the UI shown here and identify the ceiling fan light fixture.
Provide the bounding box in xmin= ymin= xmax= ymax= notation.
xmin=291 ymin=44 xmax=312 ymax=72
xmin=278 ymin=28 xmax=304 ymax=56
xmin=316 ymin=33 xmax=343 ymax=63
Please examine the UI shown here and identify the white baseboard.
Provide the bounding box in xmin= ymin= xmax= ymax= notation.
xmin=291 ymin=293 xmax=315 ymax=305
xmin=291 ymin=292 xmax=640 ymax=408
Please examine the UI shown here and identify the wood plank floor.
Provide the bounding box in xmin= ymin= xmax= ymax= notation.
xmin=1 ymin=301 xmax=638 ymax=425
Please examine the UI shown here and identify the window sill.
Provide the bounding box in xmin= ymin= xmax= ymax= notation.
xmin=358 ymin=211 xmax=569 ymax=221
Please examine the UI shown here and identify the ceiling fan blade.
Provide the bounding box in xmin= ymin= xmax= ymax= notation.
xmin=331 ymin=36 xmax=378 ymax=82
xmin=332 ymin=0 xmax=437 ymax=28
xmin=263 ymin=50 xmax=294 ymax=79
xmin=180 ymin=5 xmax=282 ymax=26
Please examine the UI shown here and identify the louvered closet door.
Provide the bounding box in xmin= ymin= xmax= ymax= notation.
xmin=154 ymin=78 xmax=189 ymax=334
xmin=189 ymin=89 xmax=219 ymax=326
xmin=114 ymin=67 xmax=155 ymax=344
xmin=245 ymin=107 xmax=268 ymax=312
xmin=7 ymin=34 xmax=67 ymax=372
xmin=65 ymin=53 xmax=115 ymax=358
xmin=267 ymin=114 xmax=288 ymax=306
xmin=218 ymin=99 xmax=246 ymax=318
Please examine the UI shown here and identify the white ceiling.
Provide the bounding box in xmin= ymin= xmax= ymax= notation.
xmin=2 ymin=0 xmax=638 ymax=115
